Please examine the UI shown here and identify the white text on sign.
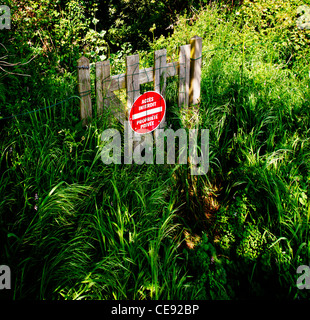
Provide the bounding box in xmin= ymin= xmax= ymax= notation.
xmin=136 ymin=114 xmax=158 ymax=125
xmin=139 ymin=102 xmax=156 ymax=111
xmin=132 ymin=107 xmax=163 ymax=121
xmin=141 ymin=97 xmax=154 ymax=104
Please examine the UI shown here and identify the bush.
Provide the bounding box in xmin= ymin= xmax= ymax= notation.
xmin=188 ymin=233 xmax=233 ymax=299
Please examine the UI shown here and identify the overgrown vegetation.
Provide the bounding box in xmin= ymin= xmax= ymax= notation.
xmin=1 ymin=0 xmax=310 ymax=300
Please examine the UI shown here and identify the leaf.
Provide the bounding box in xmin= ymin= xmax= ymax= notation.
xmin=296 ymin=5 xmax=310 ymax=30
xmin=299 ymin=192 xmax=307 ymax=206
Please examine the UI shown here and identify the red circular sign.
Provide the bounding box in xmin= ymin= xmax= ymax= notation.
xmin=129 ymin=91 xmax=166 ymax=134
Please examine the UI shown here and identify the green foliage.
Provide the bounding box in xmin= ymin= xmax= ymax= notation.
xmin=8 ymin=0 xmax=106 ymax=69
xmin=188 ymin=233 xmax=232 ymax=299
xmin=151 ymin=1 xmax=310 ymax=299
xmin=97 ymin=0 xmax=199 ymax=50
xmin=0 ymin=0 xmax=108 ymax=120
xmin=297 ymin=5 xmax=310 ymax=29
xmin=236 ymin=223 xmax=266 ymax=260
xmin=0 ymin=107 xmax=196 ymax=299
xmin=238 ymin=0 xmax=310 ymax=62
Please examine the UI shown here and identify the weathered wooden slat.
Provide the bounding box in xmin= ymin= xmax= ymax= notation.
xmin=126 ymin=54 xmax=140 ymax=109
xmin=189 ymin=36 xmax=203 ymax=105
xmin=166 ymin=62 xmax=178 ymax=77
xmin=154 ymin=49 xmax=167 ymax=133
xmin=102 ymin=60 xmax=111 ymax=110
xmin=178 ymin=44 xmax=191 ymax=108
xmin=107 ymin=91 xmax=126 ymax=125
xmin=126 ymin=54 xmax=141 ymax=152
xmin=108 ymin=62 xmax=178 ymax=92
xmin=110 ymin=73 xmax=126 ymax=91
xmin=154 ymin=49 xmax=167 ymax=97
xmin=95 ymin=61 xmax=104 ymax=116
xmin=139 ymin=67 xmax=154 ymax=86
xmin=96 ymin=60 xmax=126 ymax=124
xmin=77 ymin=56 xmax=92 ymax=126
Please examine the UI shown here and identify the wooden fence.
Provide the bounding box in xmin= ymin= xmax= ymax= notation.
xmin=77 ymin=35 xmax=202 ymax=127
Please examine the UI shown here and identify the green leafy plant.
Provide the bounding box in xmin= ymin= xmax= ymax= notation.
xmin=188 ymin=233 xmax=232 ymax=299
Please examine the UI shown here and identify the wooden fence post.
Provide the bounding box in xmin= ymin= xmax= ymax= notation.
xmin=77 ymin=56 xmax=92 ymax=125
xmin=189 ymin=36 xmax=202 ymax=106
xmin=154 ymin=49 xmax=167 ymax=128
xmin=96 ymin=60 xmax=126 ymax=124
xmin=126 ymin=54 xmax=140 ymax=111
xmin=178 ymin=44 xmax=191 ymax=108
xmin=102 ymin=60 xmax=111 ymax=114
xmin=126 ymin=54 xmax=141 ymax=155
xmin=154 ymin=49 xmax=167 ymax=94
xmin=95 ymin=60 xmax=104 ymax=116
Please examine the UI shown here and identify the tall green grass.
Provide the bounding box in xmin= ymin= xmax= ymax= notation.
xmin=150 ymin=4 xmax=310 ymax=298
xmin=0 ymin=99 xmax=196 ymax=299
xmin=197 ymin=38 xmax=309 ymax=298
